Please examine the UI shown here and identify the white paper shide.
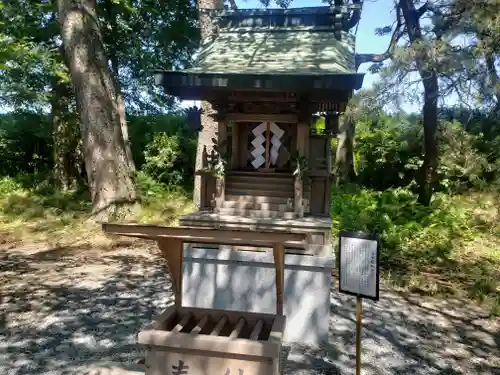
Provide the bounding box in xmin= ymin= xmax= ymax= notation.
xmin=339 ymin=236 xmax=378 ymax=298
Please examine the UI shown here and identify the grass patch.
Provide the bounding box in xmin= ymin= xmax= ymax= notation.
xmin=0 ymin=173 xmax=195 ymax=249
xmin=332 ymin=185 xmax=500 ymax=316
xmin=2 ymin=173 xmax=499 ymax=315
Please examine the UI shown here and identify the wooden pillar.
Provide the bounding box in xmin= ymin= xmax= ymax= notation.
xmin=239 ymin=123 xmax=248 ymax=169
xmin=215 ymin=177 xmax=225 ymax=209
xmin=158 ymin=238 xmax=184 ymax=307
xmin=295 ymin=117 xmax=309 ymax=217
xmin=216 ymin=119 xmax=227 ymax=209
xmin=272 ymin=242 xmax=285 ymax=315
xmin=231 ymin=122 xmax=239 ymax=169
xmin=218 ymin=118 xmax=227 ymax=156
xmin=199 ymin=147 xmax=209 ymax=210
xmin=296 ymin=122 xmax=309 ymax=158
xmin=265 ymin=121 xmax=271 ymax=169
xmin=294 ymin=173 xmax=304 ymax=218
xmin=324 ymin=134 xmax=333 ymax=216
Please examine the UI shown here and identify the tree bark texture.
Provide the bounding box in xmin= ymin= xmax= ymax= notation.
xmin=104 ymin=0 xmax=136 ymax=171
xmin=400 ymin=0 xmax=439 ymax=206
xmin=334 ymin=114 xmax=356 ymax=185
xmin=194 ymin=0 xmax=223 ymax=208
xmin=52 ymin=42 xmax=83 ymax=190
xmin=57 ymin=0 xmax=137 ymax=217
xmin=51 ymin=79 xmax=83 ymax=190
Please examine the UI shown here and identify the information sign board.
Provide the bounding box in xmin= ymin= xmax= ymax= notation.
xmin=338 ymin=231 xmax=380 ymax=301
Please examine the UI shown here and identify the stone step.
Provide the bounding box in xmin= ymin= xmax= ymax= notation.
xmin=226 ymin=181 xmax=294 ymax=192
xmin=215 ymin=207 xmax=297 ymax=219
xmin=228 ymin=171 xmax=292 ymax=178
xmin=226 ymin=180 xmax=293 ymax=190
xmin=225 ymin=194 xmax=292 ymax=205
xmin=226 ymin=188 xmax=293 ymax=198
xmin=222 ymin=200 xmax=293 ymax=211
xmin=226 ymin=174 xmax=293 ymax=184
xmin=226 ymin=183 xmax=311 ymax=195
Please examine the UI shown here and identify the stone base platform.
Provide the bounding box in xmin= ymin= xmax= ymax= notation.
xmin=183 ymin=247 xmax=333 ymax=345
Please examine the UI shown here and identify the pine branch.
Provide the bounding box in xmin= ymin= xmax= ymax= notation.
xmin=416 ymin=2 xmax=428 ymax=18
xmin=355 ymin=3 xmax=405 ymax=69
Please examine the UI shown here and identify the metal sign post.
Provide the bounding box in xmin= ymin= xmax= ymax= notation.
xmin=338 ymin=231 xmax=380 ymax=375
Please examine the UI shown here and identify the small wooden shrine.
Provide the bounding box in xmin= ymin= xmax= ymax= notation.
xmin=154 ymin=6 xmax=364 ymax=254
xmin=99 ymin=8 xmax=365 ymax=373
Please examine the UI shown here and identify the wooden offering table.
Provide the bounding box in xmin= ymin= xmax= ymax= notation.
xmin=102 ymin=223 xmax=308 ymax=375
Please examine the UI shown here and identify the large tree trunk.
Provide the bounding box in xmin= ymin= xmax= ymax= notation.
xmin=52 ymin=42 xmax=81 ymax=190
xmin=104 ymin=0 xmax=136 ymax=171
xmin=194 ymin=0 xmax=223 ymax=208
xmin=57 ymin=0 xmax=137 ymax=218
xmin=418 ymin=75 xmax=439 ymax=206
xmin=51 ymin=79 xmax=73 ymax=190
xmin=400 ymin=0 xmax=439 ymax=206
xmin=334 ymin=114 xmax=356 ymax=185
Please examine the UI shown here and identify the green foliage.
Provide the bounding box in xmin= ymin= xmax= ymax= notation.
xmin=197 ymin=136 xmax=229 ymax=179
xmin=0 ymin=175 xmax=91 ymax=220
xmin=331 ymin=184 xmax=500 ymax=315
xmin=0 ymin=113 xmax=53 ymax=176
xmin=332 ymin=185 xmax=471 ymax=262
xmin=0 ymin=0 xmax=197 ymax=114
xmin=437 ymin=121 xmax=492 ymax=192
xmin=133 ymin=170 xmax=194 ymax=224
xmin=127 ymin=114 xmax=196 ymax=168
xmin=142 ymin=133 xmax=184 ymax=185
xmin=132 ymin=115 xmax=197 ymax=187
xmin=0 ymin=113 xmax=197 ymax=189
xmin=0 ymin=177 xmax=23 ymax=197
xmin=97 ymin=0 xmax=198 ymax=114
xmin=354 ymin=111 xmax=500 ymax=194
xmin=355 ymin=113 xmax=421 ymax=189
xmin=291 ymin=152 xmax=309 ymax=180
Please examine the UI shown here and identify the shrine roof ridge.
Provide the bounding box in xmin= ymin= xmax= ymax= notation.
xmin=198 ymin=6 xmax=360 ymax=17
xmin=201 ymin=6 xmax=355 ymax=32
xmin=153 ymin=6 xmax=366 ymax=98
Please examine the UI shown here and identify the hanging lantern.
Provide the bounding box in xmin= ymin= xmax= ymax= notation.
xmin=185 ymin=106 xmax=204 ymax=132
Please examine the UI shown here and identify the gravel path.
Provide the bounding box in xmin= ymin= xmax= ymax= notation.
xmin=1 ymin=245 xmax=499 ymax=375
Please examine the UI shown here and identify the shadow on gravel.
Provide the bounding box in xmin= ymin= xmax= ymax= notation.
xmin=323 ymin=291 xmax=500 ymax=375
xmin=1 ymin=246 xmax=499 ymax=375
xmin=1 ymin=246 xmax=171 ymax=375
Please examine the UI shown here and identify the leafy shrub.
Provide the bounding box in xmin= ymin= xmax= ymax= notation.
xmin=0 ymin=112 xmax=53 ymax=176
xmin=129 ymin=115 xmax=197 ymax=187
xmin=0 ymin=113 xmax=197 ymax=189
xmin=331 ymin=184 xmax=472 ymax=269
xmin=355 ymin=114 xmax=422 ymax=190
xmin=0 ymin=177 xmax=22 ymax=197
xmin=437 ymin=121 xmax=491 ymax=193
xmin=331 ymin=185 xmax=500 ymax=315
xmin=142 ymin=132 xmax=184 ymax=186
xmin=135 ymin=171 xmax=179 ymax=199
xmin=354 ymin=113 xmax=498 ymax=195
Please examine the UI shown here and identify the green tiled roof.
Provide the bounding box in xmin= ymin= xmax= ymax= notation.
xmin=155 ymin=7 xmax=364 ymax=98
xmin=186 ymin=29 xmax=356 ymax=75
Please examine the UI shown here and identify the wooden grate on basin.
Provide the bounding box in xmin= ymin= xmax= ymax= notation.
xmin=163 ymin=310 xmax=272 ymax=341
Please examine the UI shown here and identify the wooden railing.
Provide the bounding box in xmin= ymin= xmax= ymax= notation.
xmin=102 ymin=223 xmax=308 ymax=313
